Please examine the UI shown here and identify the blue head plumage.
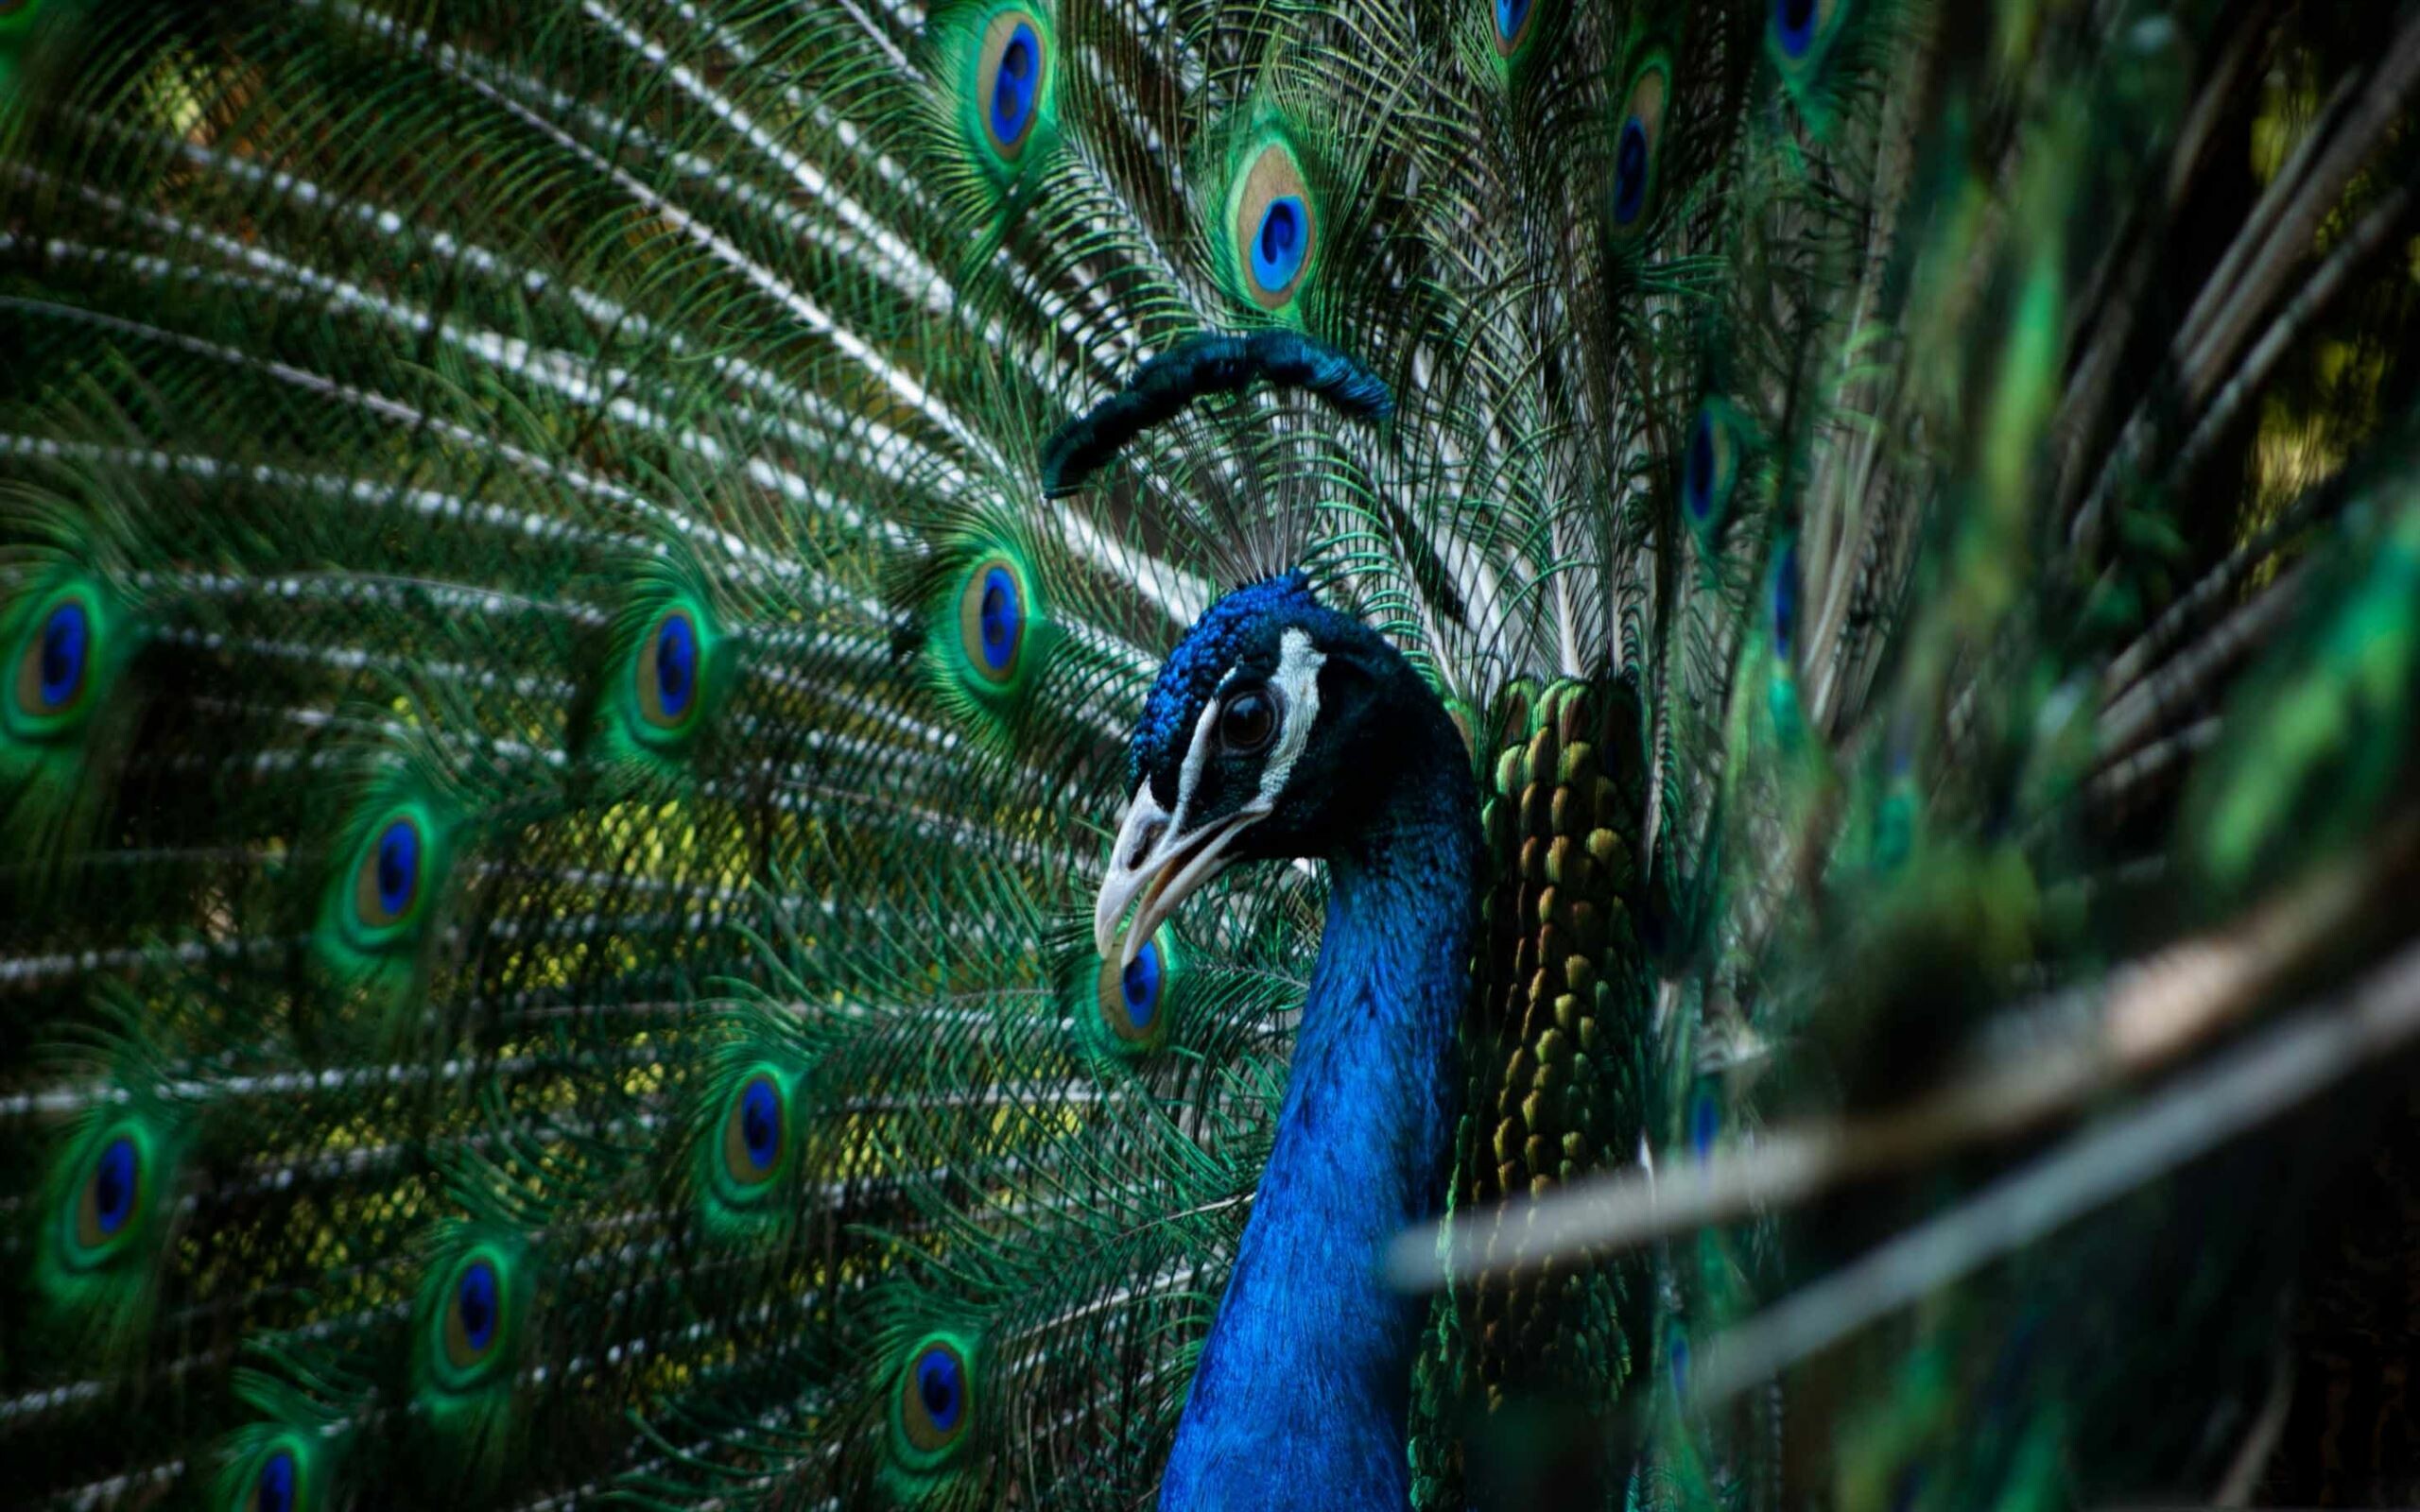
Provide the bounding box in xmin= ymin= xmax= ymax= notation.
xmin=1126 ymin=571 xmax=1322 ymax=798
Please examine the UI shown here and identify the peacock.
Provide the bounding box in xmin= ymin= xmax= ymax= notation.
xmin=4 ymin=0 xmax=2420 ymax=1507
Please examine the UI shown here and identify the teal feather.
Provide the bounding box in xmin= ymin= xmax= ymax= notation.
xmin=2 ymin=1 xmax=2419 ymax=1509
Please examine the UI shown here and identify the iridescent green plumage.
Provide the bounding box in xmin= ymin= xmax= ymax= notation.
xmin=2 ymin=1 xmax=2418 ymax=1509
xmin=28 ymin=1065 xmax=188 ymax=1362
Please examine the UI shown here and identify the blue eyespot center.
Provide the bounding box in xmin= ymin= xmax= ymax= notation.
xmin=456 ymin=1259 xmax=499 ymax=1353
xmin=1686 ymin=1089 xmax=1719 ymax=1159
xmin=1668 ymin=1332 xmax=1692 ymax=1394
xmin=991 ymin=23 xmax=1040 ymax=145
xmin=1251 ymin=197 xmax=1307 ymax=295
xmin=1613 ymin=119 xmax=1651 ymax=226
xmin=739 ymin=1077 xmax=781 ymax=1172
xmin=256 ymin=1449 xmax=297 ymax=1512
xmin=93 ymin=1135 xmax=137 ymax=1236
xmin=1773 ymin=0 xmax=1818 ymax=58
xmin=654 ymin=613 xmax=697 ymax=719
xmin=38 ymin=599 xmax=89 ymax=710
xmin=1121 ymin=941 xmax=1162 ymax=1030
xmin=977 ymin=567 xmax=1020 ymax=672
xmin=1494 ymin=0 xmax=1531 ymax=43
xmin=1772 ymin=544 xmax=1800 ymax=659
xmin=915 ymin=1347 xmax=963 ymax=1432
xmin=375 ymin=819 xmax=420 ymax=919
xmin=1685 ymin=415 xmax=1716 ymax=517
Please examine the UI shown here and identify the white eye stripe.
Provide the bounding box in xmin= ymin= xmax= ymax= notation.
xmin=1253 ymin=629 xmax=1324 ymax=810
xmin=1171 ymin=628 xmax=1325 ymax=820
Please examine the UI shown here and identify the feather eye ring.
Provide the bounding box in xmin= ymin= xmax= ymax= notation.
xmin=978 ymin=9 xmax=1048 ymax=159
xmin=1231 ymin=140 xmax=1317 ymax=310
xmin=354 ymin=814 xmax=424 ymax=931
xmin=1769 ymin=0 xmax=1845 ymax=70
xmin=956 ymin=556 xmax=1028 ymax=687
xmin=1610 ymin=55 xmax=1671 ymax=233
xmin=250 ymin=1447 xmax=300 ymax=1512
xmin=1094 ymin=931 xmax=1178 ymax=1050
xmin=893 ymin=1333 xmax=977 ymax=1467
xmin=75 ymin=1133 xmax=141 ymax=1254
xmin=1493 ymin=0 xmax=1536 ymax=55
xmin=721 ymin=1071 xmax=788 ymax=1191
xmin=9 ymin=586 xmax=110 ymax=738
xmin=433 ymin=1250 xmax=517 ymax=1384
xmin=637 ymin=608 xmax=701 ymax=730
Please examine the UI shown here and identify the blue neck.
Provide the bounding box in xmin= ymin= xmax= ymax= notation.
xmin=1159 ymin=735 xmax=1478 ymax=1512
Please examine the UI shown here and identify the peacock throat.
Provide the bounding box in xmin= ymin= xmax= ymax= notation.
xmin=1095 ymin=576 xmax=1481 ymax=1509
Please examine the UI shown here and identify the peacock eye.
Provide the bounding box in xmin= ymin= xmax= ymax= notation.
xmin=353 ymin=814 xmax=424 ymax=931
xmin=1216 ymin=687 xmax=1279 ymax=755
xmin=12 ymin=591 xmax=104 ymax=735
xmin=721 ymin=1072 xmax=786 ymax=1189
xmin=1685 ymin=1084 xmax=1720 ymax=1160
xmin=1096 ymin=935 xmax=1166 ymax=1046
xmin=1770 ymin=0 xmax=1842 ymax=68
xmin=1232 ymin=141 xmax=1316 ymax=309
xmin=73 ymin=1132 xmax=142 ymax=1255
xmin=636 ymin=608 xmax=701 ymax=730
xmin=1772 ymin=541 xmax=1801 ymax=661
xmin=1682 ymin=400 xmax=1739 ymax=533
xmin=1492 ymin=0 xmax=1535 ymax=54
xmin=956 ymin=557 xmax=1028 ymax=688
xmin=1253 ymin=198 xmax=1306 ymax=295
xmin=251 ymin=1447 xmax=299 ymax=1512
xmin=1610 ymin=58 xmax=1670 ymax=234
xmin=22 ymin=597 xmax=88 ymax=713
xmin=982 ymin=14 xmax=1045 ymax=155
xmin=1685 ymin=416 xmax=1716 ymax=515
xmin=897 ymin=1336 xmax=974 ymax=1460
xmin=443 ymin=1256 xmax=504 ymax=1372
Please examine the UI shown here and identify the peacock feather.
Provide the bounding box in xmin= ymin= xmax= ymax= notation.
xmin=4 ymin=0 xmax=2420 ymax=1509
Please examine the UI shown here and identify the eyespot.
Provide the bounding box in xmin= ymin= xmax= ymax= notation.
xmin=1668 ymin=1329 xmax=1692 ymax=1395
xmin=443 ymin=1256 xmax=504 ymax=1373
xmin=636 ymin=609 xmax=701 ymax=730
xmin=354 ymin=814 xmax=423 ymax=931
xmin=1216 ymin=687 xmax=1279 ymax=755
xmin=28 ymin=597 xmax=86 ymax=711
xmin=1492 ymin=0 xmax=1536 ymax=57
xmin=978 ymin=11 xmax=1046 ymax=159
xmin=721 ymin=1072 xmax=786 ymax=1189
xmin=1097 ymin=936 xmax=1165 ymax=1045
xmin=1684 ymin=416 xmax=1716 ymax=516
xmin=1232 ymin=141 xmax=1316 ymax=310
xmin=1770 ymin=0 xmax=1842 ymax=68
xmin=1682 ymin=400 xmax=1739 ymax=530
xmin=956 ymin=557 xmax=1027 ymax=688
xmin=895 ymin=1335 xmax=974 ymax=1463
xmin=1685 ymin=1085 xmax=1719 ymax=1160
xmin=251 ymin=1448 xmax=299 ymax=1512
xmin=74 ymin=1133 xmax=141 ymax=1253
xmin=1610 ymin=58 xmax=1670 ymax=233
xmin=11 ymin=591 xmax=101 ymax=732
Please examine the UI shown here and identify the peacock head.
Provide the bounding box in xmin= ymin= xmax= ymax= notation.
xmin=1094 ymin=571 xmax=1447 ymax=967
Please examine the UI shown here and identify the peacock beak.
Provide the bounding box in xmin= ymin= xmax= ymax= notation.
xmin=1094 ymin=782 xmax=1267 ymax=970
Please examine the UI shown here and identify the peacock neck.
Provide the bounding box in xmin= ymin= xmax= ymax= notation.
xmin=1160 ymin=713 xmax=1478 ymax=1512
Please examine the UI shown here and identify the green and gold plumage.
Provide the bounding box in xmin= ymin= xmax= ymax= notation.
xmin=3 ymin=0 xmax=2419 ymax=1508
